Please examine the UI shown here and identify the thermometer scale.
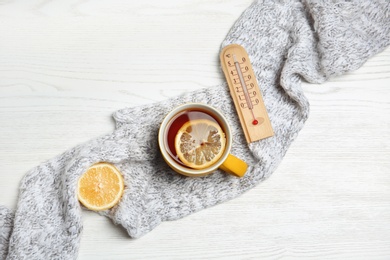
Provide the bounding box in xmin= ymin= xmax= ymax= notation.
xmin=220 ymin=44 xmax=274 ymax=143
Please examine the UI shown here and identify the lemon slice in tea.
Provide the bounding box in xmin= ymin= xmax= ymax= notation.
xmin=175 ymin=119 xmax=226 ymax=169
xmin=77 ymin=163 xmax=124 ymax=211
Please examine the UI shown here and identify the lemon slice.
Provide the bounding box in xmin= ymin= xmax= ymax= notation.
xmin=77 ymin=163 xmax=124 ymax=211
xmin=175 ymin=119 xmax=226 ymax=169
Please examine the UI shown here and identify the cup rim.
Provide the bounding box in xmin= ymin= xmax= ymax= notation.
xmin=158 ymin=102 xmax=232 ymax=177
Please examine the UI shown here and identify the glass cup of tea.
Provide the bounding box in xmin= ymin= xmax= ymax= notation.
xmin=158 ymin=103 xmax=247 ymax=177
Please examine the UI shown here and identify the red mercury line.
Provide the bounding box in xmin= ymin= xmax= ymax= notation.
xmin=233 ymin=54 xmax=258 ymax=125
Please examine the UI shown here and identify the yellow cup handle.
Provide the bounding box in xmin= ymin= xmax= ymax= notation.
xmin=219 ymin=154 xmax=248 ymax=177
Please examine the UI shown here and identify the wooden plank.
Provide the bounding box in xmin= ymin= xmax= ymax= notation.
xmin=0 ymin=0 xmax=389 ymax=259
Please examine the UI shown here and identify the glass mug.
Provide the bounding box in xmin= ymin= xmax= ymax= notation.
xmin=158 ymin=103 xmax=247 ymax=177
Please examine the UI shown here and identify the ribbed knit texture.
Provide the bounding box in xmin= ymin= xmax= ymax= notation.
xmin=1 ymin=0 xmax=389 ymax=259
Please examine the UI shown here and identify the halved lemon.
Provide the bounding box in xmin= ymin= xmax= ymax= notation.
xmin=77 ymin=162 xmax=124 ymax=211
xmin=175 ymin=119 xmax=226 ymax=169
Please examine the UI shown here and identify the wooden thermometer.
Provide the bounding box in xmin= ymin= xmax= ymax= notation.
xmin=220 ymin=44 xmax=274 ymax=143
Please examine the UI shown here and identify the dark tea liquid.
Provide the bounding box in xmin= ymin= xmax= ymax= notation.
xmin=164 ymin=109 xmax=223 ymax=167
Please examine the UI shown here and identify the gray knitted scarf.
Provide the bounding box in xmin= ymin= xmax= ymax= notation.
xmin=1 ymin=0 xmax=389 ymax=259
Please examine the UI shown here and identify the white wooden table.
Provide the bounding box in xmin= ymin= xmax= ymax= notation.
xmin=1 ymin=1 xmax=389 ymax=259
